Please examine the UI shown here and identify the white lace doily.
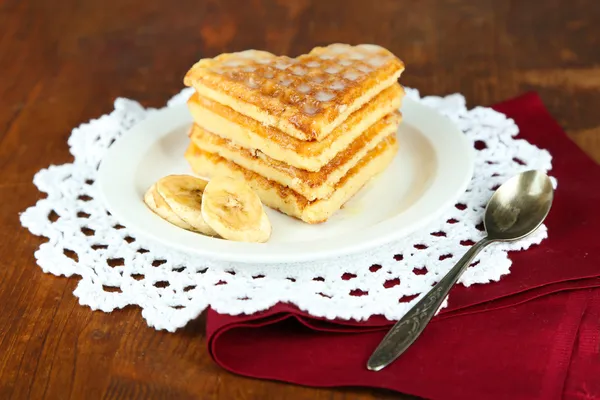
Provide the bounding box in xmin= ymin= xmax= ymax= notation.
xmin=20 ymin=88 xmax=554 ymax=332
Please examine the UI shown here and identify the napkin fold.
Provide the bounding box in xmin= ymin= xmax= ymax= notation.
xmin=206 ymin=93 xmax=600 ymax=400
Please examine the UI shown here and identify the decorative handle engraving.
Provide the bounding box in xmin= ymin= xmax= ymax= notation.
xmin=367 ymin=238 xmax=491 ymax=371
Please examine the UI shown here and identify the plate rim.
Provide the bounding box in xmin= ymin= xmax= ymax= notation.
xmin=97 ymin=96 xmax=474 ymax=264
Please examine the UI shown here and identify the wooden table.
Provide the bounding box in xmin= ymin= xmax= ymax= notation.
xmin=1 ymin=1 xmax=599 ymax=398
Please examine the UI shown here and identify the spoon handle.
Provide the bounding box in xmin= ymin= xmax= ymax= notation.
xmin=367 ymin=237 xmax=492 ymax=371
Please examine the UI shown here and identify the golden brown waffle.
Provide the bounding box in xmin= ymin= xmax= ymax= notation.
xmin=184 ymin=44 xmax=404 ymax=141
xmin=189 ymin=112 xmax=401 ymax=201
xmin=187 ymin=84 xmax=403 ymax=172
xmin=184 ymin=134 xmax=399 ymax=224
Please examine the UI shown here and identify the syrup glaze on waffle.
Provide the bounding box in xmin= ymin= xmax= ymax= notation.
xmin=187 ymin=84 xmax=403 ymax=172
xmin=184 ymin=44 xmax=404 ymax=141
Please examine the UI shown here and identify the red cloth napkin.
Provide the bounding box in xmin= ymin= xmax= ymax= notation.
xmin=206 ymin=93 xmax=600 ymax=400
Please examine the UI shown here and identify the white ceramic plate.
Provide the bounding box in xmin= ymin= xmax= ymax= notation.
xmin=97 ymin=97 xmax=474 ymax=263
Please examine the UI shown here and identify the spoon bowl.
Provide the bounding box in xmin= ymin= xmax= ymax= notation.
xmin=484 ymin=170 xmax=554 ymax=241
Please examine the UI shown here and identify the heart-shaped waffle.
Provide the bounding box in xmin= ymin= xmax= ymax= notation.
xmin=184 ymin=44 xmax=404 ymax=141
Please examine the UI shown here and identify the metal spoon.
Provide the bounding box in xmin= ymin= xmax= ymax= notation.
xmin=367 ymin=170 xmax=554 ymax=371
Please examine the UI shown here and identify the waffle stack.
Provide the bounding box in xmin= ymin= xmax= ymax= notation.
xmin=183 ymin=44 xmax=405 ymax=223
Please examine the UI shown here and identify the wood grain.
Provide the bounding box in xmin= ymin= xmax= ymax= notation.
xmin=1 ymin=0 xmax=599 ymax=398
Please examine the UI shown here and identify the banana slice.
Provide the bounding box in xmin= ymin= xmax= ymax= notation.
xmin=144 ymin=184 xmax=196 ymax=231
xmin=201 ymin=176 xmax=271 ymax=243
xmin=155 ymin=175 xmax=218 ymax=236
